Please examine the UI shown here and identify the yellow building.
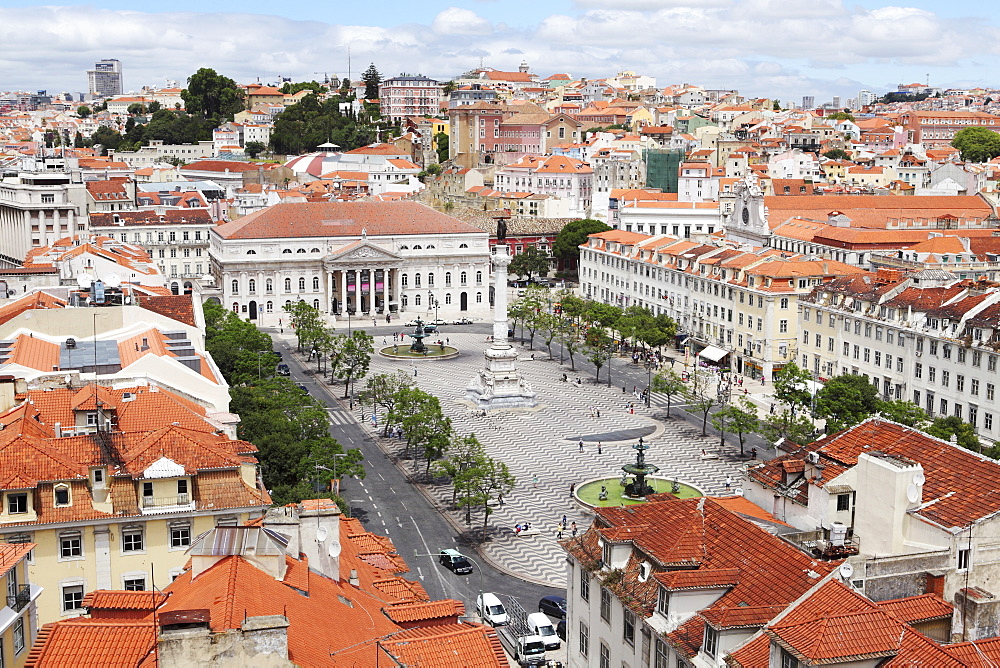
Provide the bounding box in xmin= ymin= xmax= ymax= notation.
xmin=0 ymin=380 xmax=268 ymax=625
xmin=0 ymin=543 xmax=38 ymax=668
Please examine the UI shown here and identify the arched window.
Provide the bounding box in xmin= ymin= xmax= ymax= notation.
xmin=266 ymin=301 xmax=273 ymax=313
xmin=460 ymin=271 xmax=467 ymax=286
xmin=476 ymin=271 xmax=483 ymax=285
xmin=445 ymin=272 xmax=452 ymax=287
xmin=285 ymin=300 xmax=292 ymax=308
xmin=476 ymin=292 xmax=483 ymax=303
xmin=246 ymin=249 xmax=256 ymax=254
xmin=445 ymin=293 xmax=452 ymax=305
xmin=266 ymin=278 xmax=273 ymax=293
xmin=248 ymin=279 xmax=256 ymax=293
xmin=313 ymin=299 xmax=320 ymax=309
xmin=312 ymin=276 xmax=320 ymax=291
xmin=298 ymin=277 xmax=306 ymax=291
xmin=426 ymin=244 xmax=435 ymax=249
xmin=170 ymin=282 xmax=179 ymax=295
xmin=232 ymin=302 xmax=239 ymax=313
xmin=231 ymin=280 xmax=239 ymax=294
xmin=296 ymin=248 xmax=306 ymax=253
xmin=399 ymin=244 xmax=409 ymax=250
xmin=282 ymin=249 xmax=292 ymax=254
xmin=311 ymin=248 xmax=320 ymax=253
xmin=414 ymin=274 xmax=422 ymax=288
xmin=459 ymin=243 xmax=469 ymax=248
xmin=284 ymin=278 xmax=292 ymax=291
xmin=415 ymin=294 xmax=422 ymax=306
xmin=402 ymin=295 xmax=408 ymax=307
xmin=413 ymin=244 xmax=422 ymax=250
xmin=401 ymin=274 xmax=409 ymax=287
xmin=428 ymin=273 xmax=435 ymax=287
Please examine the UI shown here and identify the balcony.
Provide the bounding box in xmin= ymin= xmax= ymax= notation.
xmin=6 ymin=584 xmax=29 ymax=612
xmin=141 ymin=494 xmax=195 ymax=515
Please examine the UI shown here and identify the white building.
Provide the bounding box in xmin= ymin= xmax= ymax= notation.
xmin=494 ymin=155 xmax=593 ymax=219
xmin=209 ymin=201 xmax=492 ymax=326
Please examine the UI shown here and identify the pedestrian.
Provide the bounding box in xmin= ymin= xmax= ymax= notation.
xmin=571 ymin=521 xmax=578 ymax=537
xmin=596 ymin=409 xmax=601 ymax=418
xmin=569 ymin=483 xmax=575 ymax=497
xmin=386 ymin=313 xmax=391 ymax=324
xmin=382 ymin=337 xmax=387 ymax=345
xmin=533 ymin=475 xmax=538 ymax=488
xmin=597 ymin=442 xmax=602 ymax=455
xmin=578 ymin=440 xmax=584 ymax=453
xmin=751 ymin=447 xmax=758 ymax=460
xmin=414 ymin=368 xmax=418 ymax=377
xmin=622 ymin=385 xmax=626 ymax=393
xmin=372 ymin=317 xmax=377 ymax=327
xmin=561 ymin=514 xmax=567 ymax=528
xmin=556 ymin=526 xmax=564 ymax=539
xmin=498 ymin=493 xmax=504 ymax=507
xmin=761 ymin=376 xmax=765 ymax=385
xmin=725 ymin=476 xmax=732 ymax=491
xmin=446 ymin=337 xmax=450 ymax=345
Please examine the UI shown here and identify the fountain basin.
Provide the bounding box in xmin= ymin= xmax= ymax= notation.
xmin=379 ymin=345 xmax=459 ymax=360
xmin=575 ymin=476 xmax=703 ymax=508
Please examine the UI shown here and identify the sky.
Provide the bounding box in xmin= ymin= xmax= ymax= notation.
xmin=2 ymin=0 xmax=999 ymax=104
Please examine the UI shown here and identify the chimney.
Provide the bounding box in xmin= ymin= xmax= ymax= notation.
xmin=349 ymin=569 xmax=360 ymax=587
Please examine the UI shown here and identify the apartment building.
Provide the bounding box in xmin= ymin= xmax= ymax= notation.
xmin=797 ymin=268 xmax=1000 ymax=443
xmin=579 ymin=230 xmax=861 ymax=378
xmin=379 ymin=75 xmax=441 ymax=123
xmin=494 ymin=155 xmax=593 ymax=218
xmin=900 ymin=110 xmax=1000 ymax=148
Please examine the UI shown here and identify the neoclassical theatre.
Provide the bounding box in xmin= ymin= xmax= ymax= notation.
xmin=210 ymin=201 xmax=493 ymax=325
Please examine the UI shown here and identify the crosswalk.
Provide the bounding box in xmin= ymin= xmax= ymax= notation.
xmin=325 ymin=407 xmax=355 ymax=426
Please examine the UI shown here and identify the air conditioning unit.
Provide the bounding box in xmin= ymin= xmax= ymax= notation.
xmin=915 ymin=351 xmax=922 ymax=357
xmin=806 ymin=451 xmax=820 ymax=464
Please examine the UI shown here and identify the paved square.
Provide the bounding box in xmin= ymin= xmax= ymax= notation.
xmin=366 ymin=331 xmax=747 ymax=588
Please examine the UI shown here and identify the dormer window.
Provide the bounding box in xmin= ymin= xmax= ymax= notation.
xmin=54 ymin=484 xmax=70 ymax=507
xmin=601 ymin=540 xmax=611 ymax=568
xmin=6 ymin=493 xmax=27 ymax=514
xmin=657 ymin=586 xmax=669 ymax=615
xmin=92 ymin=468 xmax=105 ymax=487
xmin=703 ymin=623 xmax=719 ymax=657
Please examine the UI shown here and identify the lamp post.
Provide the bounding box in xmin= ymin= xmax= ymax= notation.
xmin=256 ymin=350 xmax=269 ymax=380
xmin=645 ymin=361 xmax=652 ymax=407
xmin=427 ymin=290 xmax=439 ymax=323
xmin=314 ymin=452 xmax=347 ymax=496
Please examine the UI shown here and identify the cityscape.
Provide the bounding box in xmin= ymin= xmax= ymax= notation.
xmin=6 ymin=5 xmax=1000 ymax=665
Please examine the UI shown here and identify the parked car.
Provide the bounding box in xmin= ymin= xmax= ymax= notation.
xmin=431 ymin=318 xmax=447 ymax=325
xmin=404 ymin=319 xmax=419 ymax=327
xmin=538 ymin=595 xmax=567 ymax=619
xmin=556 ymin=619 xmax=566 ymax=640
xmin=476 ymin=592 xmax=508 ymax=626
xmin=276 ymin=363 xmax=291 ymax=376
xmin=527 ymin=612 xmax=560 ymax=650
xmin=297 ymin=384 xmax=308 ymax=393
xmin=452 ymin=317 xmax=473 ymax=325
xmin=438 ymin=548 xmax=473 ymax=575
xmin=423 ymin=323 xmax=438 ymax=333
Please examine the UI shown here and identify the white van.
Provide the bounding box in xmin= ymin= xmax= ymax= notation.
xmin=477 ymin=592 xmax=508 ymax=626
xmin=527 ymin=612 xmax=560 ymax=649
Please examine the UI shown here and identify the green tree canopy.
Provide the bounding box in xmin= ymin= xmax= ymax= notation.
xmin=362 ymin=64 xmax=382 ymax=100
xmin=553 ymin=219 xmax=611 ymax=263
xmin=773 ymin=362 xmax=814 ymax=416
xmin=182 ymin=68 xmax=245 ymax=121
xmin=877 ymin=400 xmax=929 ymax=429
xmin=952 ymin=126 xmax=1000 ymax=162
xmin=244 ymin=141 xmax=267 ymax=159
xmin=827 ymin=111 xmax=855 ymax=122
xmin=926 ymin=416 xmax=981 ymax=451
xmin=815 ymin=373 xmax=881 ymax=433
xmin=823 ymin=148 xmax=850 ymax=160
xmin=434 ymin=132 xmax=449 ymax=164
xmin=269 ymin=93 xmax=376 ymax=155
xmin=651 ymin=368 xmax=687 ymax=418
xmin=76 ymin=105 xmax=92 ymax=118
xmin=509 ymin=246 xmax=551 ymax=281
xmin=281 ymin=81 xmax=325 ymax=95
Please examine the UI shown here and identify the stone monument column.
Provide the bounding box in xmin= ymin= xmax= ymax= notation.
xmin=466 ymin=244 xmax=537 ymax=410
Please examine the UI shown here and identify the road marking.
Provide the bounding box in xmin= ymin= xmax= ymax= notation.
xmin=389 ymin=487 xmax=396 ymax=494
xmin=416 ymin=567 xmax=424 ymax=580
xmin=378 ymin=473 xmax=385 ymax=481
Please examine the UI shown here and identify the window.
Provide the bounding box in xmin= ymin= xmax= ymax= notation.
xmin=266 ymin=279 xmax=273 ymax=293
xmin=284 ymin=278 xmax=292 ymax=291
xmin=989 ymin=383 xmax=995 ymax=401
xmin=414 ymin=294 xmax=421 ymax=307
xmin=312 ymin=277 xmax=320 ymax=291
xmin=579 ymin=622 xmax=590 ymax=657
xmin=6 ymin=494 xmax=26 ymax=515
xmin=600 ymin=587 xmax=612 ymax=622
xmin=445 ymin=272 xmax=451 ymax=287
xmin=654 ymin=639 xmax=669 ymax=668
xmin=123 ymin=577 xmax=146 ymax=591
xmin=54 ymin=485 xmax=70 ymax=506
xmin=928 ymin=367 xmax=936 ymax=383
xmin=62 ymin=584 xmax=84 ymax=612
xmin=957 ymin=375 xmax=965 ymax=392
xmin=599 ymin=643 xmax=611 ymax=668
xmin=122 ymin=527 xmax=144 ymax=553
xmin=780 ymin=648 xmax=799 ymax=668
xmin=959 ymin=547 xmax=971 ymax=571
xmin=987 ymin=413 xmax=994 ymax=431
xmin=12 ymin=619 xmax=22 ymax=655
xmin=248 ymin=279 xmax=256 ymax=293
xmin=60 ymin=531 xmax=82 ymax=559
xmin=170 ymin=523 xmax=191 ymax=548
xmin=476 ymin=271 xmax=483 ymax=285
xmin=298 ymin=277 xmax=305 ymax=291
xmin=942 ymin=370 xmax=950 ymax=387
xmin=476 ymin=292 xmax=483 ymax=303
xmin=837 ymin=494 xmax=850 ymax=511
xmin=623 ymin=609 xmax=636 ymax=646
xmin=580 ymin=569 xmax=590 ymax=600
xmin=780 ymin=297 xmax=789 ymax=309
xmin=703 ymin=624 xmax=719 ymax=657
xmin=231 ymin=279 xmax=239 ymax=294
xmin=780 ymin=319 xmax=788 ymax=333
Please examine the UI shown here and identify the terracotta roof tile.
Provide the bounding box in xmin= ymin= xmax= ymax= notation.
xmin=24 ymin=619 xmax=157 ymax=667
xmin=875 ymin=594 xmax=953 ymax=624
xmin=383 ymin=599 xmax=464 ymax=623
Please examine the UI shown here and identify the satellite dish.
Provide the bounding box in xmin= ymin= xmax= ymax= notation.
xmin=316 ymin=526 xmax=328 ymax=542
xmin=76 ymin=274 xmax=93 ymax=289
xmin=914 ymin=471 xmax=926 ymax=486
xmin=839 ymin=562 xmax=854 ymax=579
xmin=328 ymin=541 xmax=341 ymax=558
xmin=906 ymin=483 xmax=920 ymax=503
xmin=104 ymin=273 xmax=122 ymax=288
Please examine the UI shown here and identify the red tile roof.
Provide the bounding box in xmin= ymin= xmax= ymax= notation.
xmin=875 ymin=594 xmax=953 ymax=624
xmin=25 ymin=619 xmax=157 ymax=667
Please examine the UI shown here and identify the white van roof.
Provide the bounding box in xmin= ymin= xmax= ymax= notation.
xmin=480 ymin=592 xmax=503 ymax=605
xmin=527 ymin=612 xmax=553 ymax=626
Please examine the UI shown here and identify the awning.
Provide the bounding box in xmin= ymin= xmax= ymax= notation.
xmin=698 ymin=345 xmax=729 ymax=363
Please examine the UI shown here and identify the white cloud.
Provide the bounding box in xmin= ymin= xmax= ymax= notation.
xmin=431 ymin=7 xmax=493 ymax=35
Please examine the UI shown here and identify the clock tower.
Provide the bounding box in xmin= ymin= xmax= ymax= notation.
xmin=726 ymin=175 xmax=770 ymax=247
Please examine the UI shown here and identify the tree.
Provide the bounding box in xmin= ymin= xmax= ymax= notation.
xmin=435 ymin=132 xmax=449 ymax=163
xmin=927 ymin=416 xmax=980 ymax=451
xmin=362 ymin=63 xmax=382 ymax=100
xmin=127 ymin=102 xmax=146 ymax=115
xmin=509 ymin=246 xmax=551 ymax=282
xmin=76 ymin=105 xmax=92 ymax=118
xmin=269 ymin=93 xmax=376 ymax=154
xmin=585 ymin=327 xmax=613 ymax=382
xmin=651 ymin=368 xmax=686 ymax=418
xmin=823 ymin=148 xmax=850 ymax=160
xmin=182 ymin=68 xmax=245 ymax=121
xmin=759 ymin=408 xmax=815 ymax=447
xmin=773 ymin=362 xmax=814 ymax=416
xmin=331 ymin=331 xmax=374 ymax=398
xmin=687 ymin=368 xmax=719 ymax=436
xmin=877 ymin=400 xmax=929 ymax=429
xmin=244 ymin=141 xmax=267 ymax=159
xmin=772 ymin=100 xmax=781 ymax=110
xmin=952 ymin=126 xmax=1000 ymax=163
xmin=538 ymin=313 xmax=561 ymax=360
xmin=442 ymin=81 xmax=457 ymax=95
xmin=511 ymin=285 xmax=546 ymax=349
xmin=283 ymin=301 xmax=325 ymax=353
xmin=815 ymin=374 xmax=881 ymax=433
xmin=588 ymin=302 xmax=623 ymax=329
xmin=358 ymin=371 xmax=412 ymax=435
xmin=560 ymin=320 xmax=581 ymax=371
xmin=553 ymin=219 xmax=611 ymax=264
xmin=828 ymin=111 xmax=855 ymax=122
xmin=458 ymin=454 xmax=516 ymax=541
xmin=281 ymin=80 xmax=324 ymax=95
xmin=433 ymin=434 xmax=486 ymax=508
xmin=718 ymin=397 xmax=759 ymax=455
xmin=147 ymin=100 xmax=162 ymax=113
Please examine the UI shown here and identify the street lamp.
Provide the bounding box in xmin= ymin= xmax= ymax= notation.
xmin=645 ymin=361 xmax=652 ymax=407
xmin=314 ymin=453 xmax=348 ymax=496
xmin=427 ymin=290 xmax=439 ymax=323
xmin=256 ymin=350 xmax=269 ymax=380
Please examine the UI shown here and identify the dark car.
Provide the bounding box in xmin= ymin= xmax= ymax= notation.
xmin=439 ymin=548 xmax=473 ymax=575
xmin=556 ymin=619 xmax=566 ymax=640
xmin=276 ymin=363 xmax=291 ymax=376
xmin=538 ymin=595 xmax=567 ymax=619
